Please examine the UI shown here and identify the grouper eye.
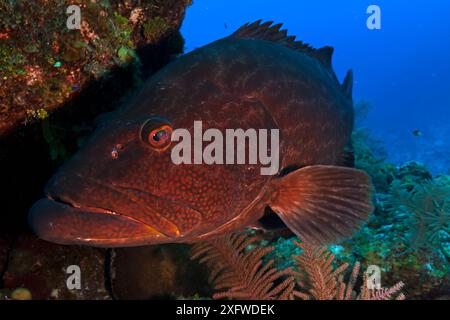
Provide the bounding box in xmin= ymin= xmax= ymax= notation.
xmin=140 ymin=117 xmax=173 ymax=151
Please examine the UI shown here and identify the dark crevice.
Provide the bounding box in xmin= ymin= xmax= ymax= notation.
xmin=278 ymin=164 xmax=302 ymax=177
xmin=0 ymin=235 xmax=16 ymax=288
xmin=103 ymin=248 xmax=116 ymax=300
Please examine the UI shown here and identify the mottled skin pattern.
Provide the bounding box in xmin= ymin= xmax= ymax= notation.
xmin=29 ymin=25 xmax=354 ymax=247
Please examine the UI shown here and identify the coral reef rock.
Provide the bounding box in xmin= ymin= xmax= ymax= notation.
xmin=110 ymin=244 xmax=211 ymax=299
xmin=1 ymin=234 xmax=109 ymax=300
xmin=0 ymin=0 xmax=191 ymax=136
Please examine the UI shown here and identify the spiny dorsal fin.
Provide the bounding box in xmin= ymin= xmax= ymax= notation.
xmin=231 ymin=21 xmax=357 ymax=99
xmin=312 ymin=46 xmax=334 ymax=70
xmin=342 ymin=69 xmax=353 ymax=100
xmin=232 ymin=20 xmax=331 ymax=71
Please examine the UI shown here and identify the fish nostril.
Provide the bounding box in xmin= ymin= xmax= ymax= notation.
xmin=111 ymin=149 xmax=119 ymax=159
xmin=111 ymin=144 xmax=124 ymax=159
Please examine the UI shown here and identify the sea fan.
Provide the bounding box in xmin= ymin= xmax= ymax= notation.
xmin=191 ymin=234 xmax=405 ymax=300
xmin=190 ymin=233 xmax=295 ymax=300
xmin=358 ymin=275 xmax=405 ymax=300
xmin=292 ymin=241 xmax=348 ymax=300
xmin=292 ymin=241 xmax=405 ymax=300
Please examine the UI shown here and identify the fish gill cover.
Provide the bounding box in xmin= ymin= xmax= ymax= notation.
xmin=0 ymin=0 xmax=448 ymax=302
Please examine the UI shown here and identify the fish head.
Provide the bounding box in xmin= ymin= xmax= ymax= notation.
xmin=29 ymin=89 xmax=271 ymax=247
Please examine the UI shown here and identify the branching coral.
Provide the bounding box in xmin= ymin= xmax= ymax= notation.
xmin=354 ymin=100 xmax=373 ymax=126
xmin=388 ymin=177 xmax=450 ymax=250
xmin=191 ymin=234 xmax=405 ymax=300
xmin=352 ymin=129 xmax=395 ymax=193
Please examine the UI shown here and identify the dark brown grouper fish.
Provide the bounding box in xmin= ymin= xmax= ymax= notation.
xmin=29 ymin=21 xmax=374 ymax=247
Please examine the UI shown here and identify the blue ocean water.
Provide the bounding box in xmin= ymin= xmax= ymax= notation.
xmin=181 ymin=0 xmax=450 ymax=175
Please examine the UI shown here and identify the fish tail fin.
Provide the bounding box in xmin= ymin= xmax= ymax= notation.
xmin=267 ymin=165 xmax=373 ymax=244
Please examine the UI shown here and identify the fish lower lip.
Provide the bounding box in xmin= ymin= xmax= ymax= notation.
xmin=29 ymin=197 xmax=169 ymax=247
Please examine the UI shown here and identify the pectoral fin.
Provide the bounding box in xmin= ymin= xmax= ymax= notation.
xmin=268 ymin=165 xmax=374 ymax=244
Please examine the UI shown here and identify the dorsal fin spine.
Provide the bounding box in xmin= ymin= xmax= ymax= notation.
xmin=232 ymin=21 xmax=327 ymax=69
xmin=231 ymin=20 xmax=352 ymax=98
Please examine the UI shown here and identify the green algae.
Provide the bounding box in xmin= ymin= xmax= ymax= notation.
xmin=0 ymin=45 xmax=26 ymax=78
xmin=144 ymin=16 xmax=171 ymax=41
xmin=117 ymin=46 xmax=139 ymax=63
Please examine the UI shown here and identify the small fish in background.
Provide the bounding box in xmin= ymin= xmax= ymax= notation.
xmin=224 ymin=22 xmax=228 ymax=29
xmin=412 ymin=130 xmax=423 ymax=137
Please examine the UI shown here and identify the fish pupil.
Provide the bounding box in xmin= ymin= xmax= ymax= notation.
xmin=153 ymin=130 xmax=167 ymax=142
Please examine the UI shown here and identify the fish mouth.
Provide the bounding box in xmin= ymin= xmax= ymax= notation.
xmin=29 ymin=195 xmax=171 ymax=247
